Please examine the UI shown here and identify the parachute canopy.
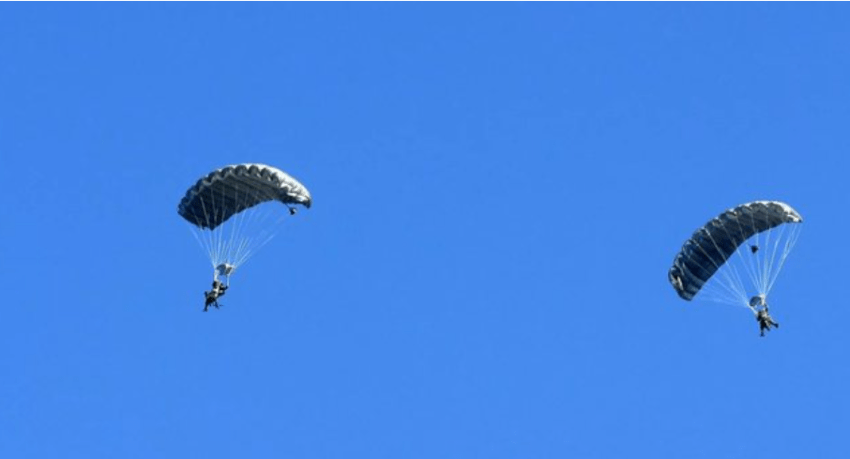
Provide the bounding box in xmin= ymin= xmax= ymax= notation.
xmin=178 ymin=163 xmax=311 ymax=282
xmin=178 ymin=163 xmax=311 ymax=230
xmin=668 ymin=201 xmax=802 ymax=304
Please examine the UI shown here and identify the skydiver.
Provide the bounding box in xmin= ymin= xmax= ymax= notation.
xmin=204 ymin=279 xmax=228 ymax=312
xmin=754 ymin=304 xmax=779 ymax=337
xmin=750 ymin=245 xmax=759 ymax=254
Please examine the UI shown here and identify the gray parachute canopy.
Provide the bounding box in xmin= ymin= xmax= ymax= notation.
xmin=668 ymin=201 xmax=802 ymax=301
xmin=178 ymin=164 xmax=312 ymax=230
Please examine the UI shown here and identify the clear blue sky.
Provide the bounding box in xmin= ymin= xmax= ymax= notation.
xmin=1 ymin=3 xmax=848 ymax=458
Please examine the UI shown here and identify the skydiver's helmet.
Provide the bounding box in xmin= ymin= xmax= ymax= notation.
xmin=215 ymin=263 xmax=236 ymax=284
xmin=749 ymin=294 xmax=767 ymax=308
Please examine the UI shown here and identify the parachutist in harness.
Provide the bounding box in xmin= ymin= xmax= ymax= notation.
xmin=749 ymin=295 xmax=778 ymax=337
xmin=755 ymin=306 xmax=779 ymax=337
xmin=204 ymin=280 xmax=228 ymax=312
xmin=750 ymin=245 xmax=759 ymax=254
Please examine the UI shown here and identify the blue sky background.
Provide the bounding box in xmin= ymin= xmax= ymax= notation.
xmin=1 ymin=3 xmax=848 ymax=458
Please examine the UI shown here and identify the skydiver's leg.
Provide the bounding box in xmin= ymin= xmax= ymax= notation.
xmin=205 ymin=292 xmax=215 ymax=312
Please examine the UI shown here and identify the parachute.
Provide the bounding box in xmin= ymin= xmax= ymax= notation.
xmin=668 ymin=201 xmax=802 ymax=307
xmin=178 ymin=163 xmax=311 ymax=283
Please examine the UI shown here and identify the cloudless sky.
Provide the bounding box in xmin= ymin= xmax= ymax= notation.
xmin=1 ymin=3 xmax=849 ymax=458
